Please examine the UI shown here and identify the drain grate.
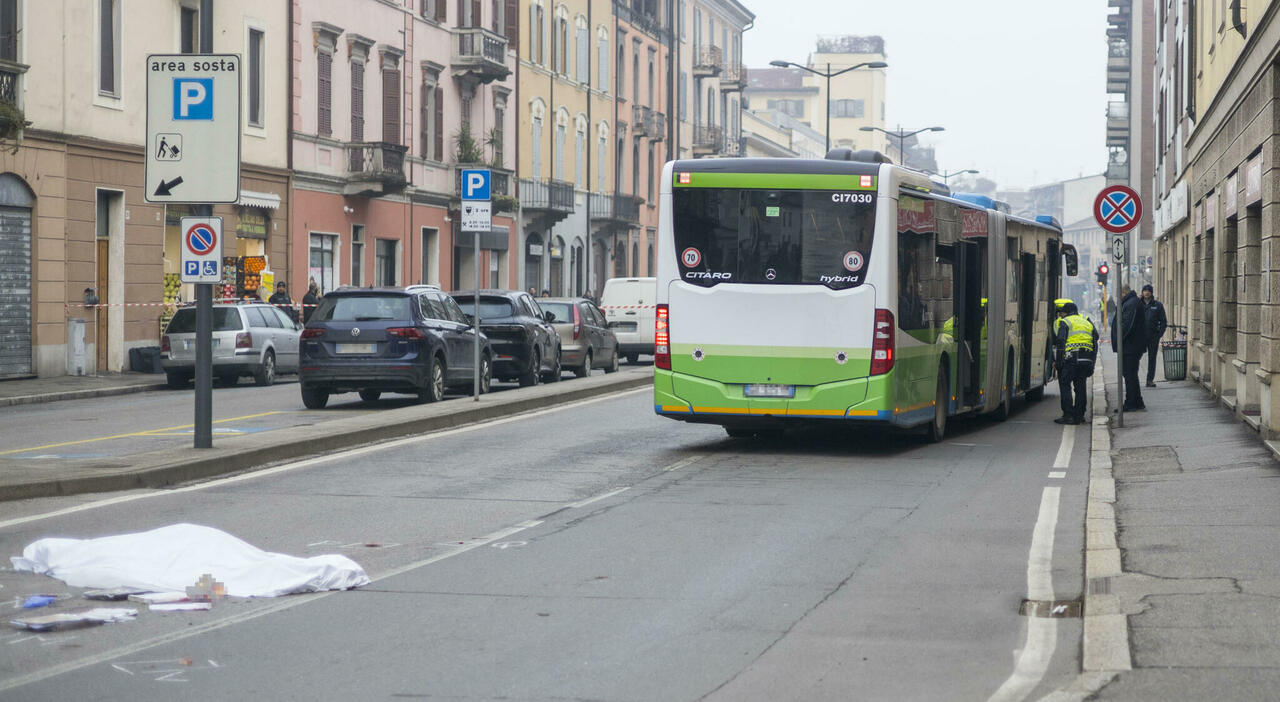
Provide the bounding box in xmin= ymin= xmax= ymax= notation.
xmin=1019 ymin=598 xmax=1083 ymax=618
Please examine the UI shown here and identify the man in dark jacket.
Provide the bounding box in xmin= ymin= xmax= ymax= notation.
xmin=1111 ymin=284 xmax=1147 ymax=411
xmin=268 ymin=282 xmax=298 ymax=324
xmin=1142 ymin=284 xmax=1168 ymax=387
xmin=302 ymin=280 xmax=321 ymax=324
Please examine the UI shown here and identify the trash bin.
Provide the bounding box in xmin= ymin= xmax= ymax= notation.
xmin=129 ymin=346 xmax=163 ymax=374
xmin=1161 ymin=339 xmax=1187 ymax=381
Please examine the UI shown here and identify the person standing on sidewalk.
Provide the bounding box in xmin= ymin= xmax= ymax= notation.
xmin=1053 ymin=301 xmax=1098 ymax=424
xmin=1111 ymin=283 xmax=1147 ymax=411
xmin=1142 ymin=284 xmax=1168 ymax=387
xmin=302 ymin=279 xmax=322 ymax=325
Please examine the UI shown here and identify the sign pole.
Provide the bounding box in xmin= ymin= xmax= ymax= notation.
xmin=460 ymin=169 xmax=492 ymax=401
xmin=1094 ymin=184 xmax=1143 ymax=429
xmin=1116 ymin=240 xmax=1125 ymax=428
xmin=194 ymin=282 xmax=212 ymax=448
xmin=474 ymin=228 xmax=481 ymax=401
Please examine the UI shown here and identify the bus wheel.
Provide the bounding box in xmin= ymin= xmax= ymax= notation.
xmin=925 ymin=370 xmax=948 ymax=443
xmin=994 ymin=359 xmax=1013 ymax=422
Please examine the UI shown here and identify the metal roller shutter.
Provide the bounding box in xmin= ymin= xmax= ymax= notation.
xmin=0 ymin=204 xmax=32 ymax=377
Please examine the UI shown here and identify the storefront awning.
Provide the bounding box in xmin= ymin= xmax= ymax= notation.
xmin=238 ymin=190 xmax=282 ymax=210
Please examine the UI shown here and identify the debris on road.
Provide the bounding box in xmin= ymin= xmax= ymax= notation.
xmin=83 ymin=587 xmax=150 ymax=601
xmin=149 ymin=602 xmax=213 ymax=612
xmin=10 ymin=523 xmax=370 ymax=597
xmin=10 ymin=607 xmax=137 ymax=632
xmin=127 ymin=592 xmax=189 ymax=604
xmin=20 ymin=595 xmax=55 ymax=609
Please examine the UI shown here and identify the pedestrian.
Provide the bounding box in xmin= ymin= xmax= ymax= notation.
xmin=1052 ymin=300 xmax=1098 ymax=425
xmin=268 ymin=282 xmax=298 ymax=324
xmin=541 ymin=289 xmax=551 ymax=298
xmin=1110 ymin=283 xmax=1147 ymax=411
xmin=1105 ymin=296 xmax=1116 ymax=330
xmin=1141 ymin=284 xmax=1168 ymax=387
xmin=302 ymin=279 xmax=321 ymax=325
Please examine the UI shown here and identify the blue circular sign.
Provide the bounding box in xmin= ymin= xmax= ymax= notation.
xmin=185 ymin=223 xmax=217 ymax=256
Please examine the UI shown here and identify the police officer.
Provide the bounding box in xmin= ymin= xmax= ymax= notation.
xmin=1053 ymin=300 xmax=1098 ymax=425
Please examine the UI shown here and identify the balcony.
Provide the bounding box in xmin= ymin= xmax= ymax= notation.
xmin=1106 ymin=100 xmax=1129 ymax=147
xmin=589 ymin=192 xmax=642 ymax=226
xmin=650 ymin=112 xmax=666 ymax=141
xmin=693 ymin=45 xmax=722 ymax=77
xmin=344 ymin=142 xmax=408 ymax=197
xmin=1106 ymin=163 xmax=1130 ymax=181
xmin=720 ymin=63 xmax=746 ymax=91
xmin=692 ymin=124 xmax=724 ymax=156
xmin=0 ymin=58 xmax=27 ymax=107
xmin=632 ymin=105 xmax=652 ymax=137
xmin=451 ymin=27 xmax=510 ymax=85
xmin=521 ymin=177 xmax=574 ymax=211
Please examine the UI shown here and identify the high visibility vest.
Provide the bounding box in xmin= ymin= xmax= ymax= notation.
xmin=1060 ymin=314 xmax=1096 ymax=353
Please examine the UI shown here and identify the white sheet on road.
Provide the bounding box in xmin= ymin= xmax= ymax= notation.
xmin=10 ymin=523 xmax=370 ymax=597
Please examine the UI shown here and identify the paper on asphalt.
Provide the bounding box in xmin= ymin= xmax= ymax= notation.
xmin=10 ymin=523 xmax=369 ymax=597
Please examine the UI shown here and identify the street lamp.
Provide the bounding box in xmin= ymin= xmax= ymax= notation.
xmin=769 ymin=58 xmax=888 ymax=153
xmin=926 ymin=168 xmax=979 ymax=186
xmin=860 ymin=125 xmax=945 ymax=166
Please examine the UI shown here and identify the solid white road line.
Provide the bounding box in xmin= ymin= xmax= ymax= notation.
xmin=568 ymin=487 xmax=630 ymax=509
xmin=1053 ymin=425 xmax=1075 ymax=469
xmin=0 ymin=387 xmax=650 ymax=530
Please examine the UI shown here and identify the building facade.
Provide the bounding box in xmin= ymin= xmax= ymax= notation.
xmin=1154 ymin=0 xmax=1280 ymax=435
xmin=0 ymin=0 xmax=290 ymax=379
xmin=290 ymin=0 xmax=519 ymax=298
xmin=672 ymin=0 xmax=751 ymax=161
xmin=1105 ymin=0 xmax=1156 ymax=284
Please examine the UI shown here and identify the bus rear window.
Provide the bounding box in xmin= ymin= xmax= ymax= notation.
xmin=672 ymin=189 xmax=876 ymax=289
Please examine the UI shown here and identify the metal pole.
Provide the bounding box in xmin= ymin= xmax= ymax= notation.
xmin=1116 ymin=238 xmax=1125 ymax=427
xmin=824 ymin=64 xmax=831 ymax=154
xmin=194 ymin=0 xmax=214 ymax=449
xmin=473 ymin=230 xmax=481 ymax=401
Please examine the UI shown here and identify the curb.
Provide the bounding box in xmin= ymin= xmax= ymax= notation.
xmin=0 ymin=381 xmax=169 ymax=408
xmin=0 ymin=371 xmax=652 ymax=502
xmin=1082 ymin=356 xmax=1131 ymax=672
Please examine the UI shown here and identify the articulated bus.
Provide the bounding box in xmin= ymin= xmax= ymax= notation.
xmin=652 ymin=150 xmax=1079 ymax=441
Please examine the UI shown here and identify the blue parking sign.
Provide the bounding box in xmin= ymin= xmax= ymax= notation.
xmin=173 ymin=78 xmax=214 ymax=120
xmin=184 ymin=260 xmax=200 ymax=277
xmin=460 ymin=169 xmax=491 ymax=201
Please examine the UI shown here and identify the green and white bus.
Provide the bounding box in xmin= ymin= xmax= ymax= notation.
xmin=653 ymin=150 xmax=1079 ymax=440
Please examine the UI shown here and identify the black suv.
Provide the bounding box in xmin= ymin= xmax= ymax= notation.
xmin=299 ymin=286 xmax=492 ymax=409
xmin=449 ymin=290 xmax=561 ymax=386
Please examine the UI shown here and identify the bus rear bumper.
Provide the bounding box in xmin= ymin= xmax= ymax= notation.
xmin=654 ymin=369 xmax=920 ymax=423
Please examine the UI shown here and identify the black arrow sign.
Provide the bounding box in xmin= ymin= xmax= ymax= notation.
xmin=154 ymin=176 xmax=184 ymax=197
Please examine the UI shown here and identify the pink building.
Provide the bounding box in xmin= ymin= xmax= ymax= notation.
xmin=291 ymin=0 xmax=519 ymax=295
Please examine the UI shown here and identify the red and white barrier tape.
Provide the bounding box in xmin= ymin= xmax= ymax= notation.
xmin=599 ymin=305 xmax=656 ymax=310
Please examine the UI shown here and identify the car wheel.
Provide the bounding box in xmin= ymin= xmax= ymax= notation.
xmin=166 ymin=372 xmax=189 ymax=389
xmin=358 ymin=389 xmax=381 ymax=403
xmin=519 ymin=350 xmax=541 ymax=387
xmin=301 ymin=386 xmax=329 ymax=409
xmin=605 ymin=347 xmax=619 ymax=374
xmin=478 ymin=353 xmax=492 ymax=394
xmin=626 ymin=353 xmax=639 ymax=364
xmin=419 ymin=355 xmax=445 ymax=403
xmin=254 ymin=351 xmax=276 ymax=387
xmin=544 ymin=348 xmax=562 ymax=383
xmin=575 ymin=350 xmax=593 ymax=378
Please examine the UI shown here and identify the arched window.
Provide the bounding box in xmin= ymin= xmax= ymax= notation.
xmin=631 ymin=241 xmax=639 ymax=276
xmin=597 ymin=120 xmax=610 ymax=193
xmin=525 ymin=232 xmax=544 ymax=292
xmin=530 ymin=99 xmax=546 ymax=177
xmin=575 ymin=15 xmax=589 ymax=83
xmin=631 ymin=142 xmax=640 ymax=197
xmin=554 ymin=5 xmax=569 ymax=74
xmin=574 ymin=114 xmax=587 ymax=189
xmin=707 ymin=87 xmax=715 ymax=126
xmin=647 ymin=242 xmax=654 ymax=277
xmin=554 ymin=108 xmax=568 ymax=181
xmin=597 ymin=26 xmax=610 ymax=93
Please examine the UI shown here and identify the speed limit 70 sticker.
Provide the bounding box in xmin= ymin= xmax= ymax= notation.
xmin=842 ymin=251 xmax=864 ymax=272
xmin=681 ymin=247 xmax=702 ymax=267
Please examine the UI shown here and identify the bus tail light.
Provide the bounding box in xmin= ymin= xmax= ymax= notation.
xmin=870 ymin=309 xmax=895 ymax=375
xmin=573 ymin=303 xmax=581 ymax=340
xmin=655 ymin=304 xmax=671 ymax=370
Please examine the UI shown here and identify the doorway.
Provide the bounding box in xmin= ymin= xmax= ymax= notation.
xmin=0 ymin=176 xmax=33 ymax=377
xmin=1019 ymin=252 xmax=1036 ymax=391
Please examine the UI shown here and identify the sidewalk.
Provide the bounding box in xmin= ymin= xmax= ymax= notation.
xmin=0 ymin=372 xmax=168 ymax=408
xmin=1091 ymin=347 xmax=1280 ymax=699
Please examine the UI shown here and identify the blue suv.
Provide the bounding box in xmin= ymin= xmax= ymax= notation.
xmin=298 ymin=286 xmax=492 ymax=409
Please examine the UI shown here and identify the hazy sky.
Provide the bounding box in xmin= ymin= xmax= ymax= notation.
xmin=743 ymin=0 xmax=1109 ymax=190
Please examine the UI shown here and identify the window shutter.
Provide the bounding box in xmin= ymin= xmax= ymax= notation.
xmin=472 ymin=0 xmax=481 ymax=28
xmin=433 ymin=86 xmax=444 ymax=160
xmin=435 ymin=0 xmax=447 ymax=22
xmin=317 ymin=51 xmax=332 ymax=137
xmin=351 ymin=62 xmax=364 ymax=141
xmin=457 ymin=0 xmax=466 ymax=25
xmin=529 ymin=5 xmax=538 ymax=62
xmin=577 ymin=28 xmax=588 ymax=84
xmin=598 ymin=38 xmax=607 ymax=92
xmin=382 ymin=68 xmax=401 ymax=144
xmin=420 ymin=87 xmax=429 ymax=158
xmin=505 ymin=0 xmax=518 ymax=49
xmin=492 ymin=0 xmax=500 ymax=33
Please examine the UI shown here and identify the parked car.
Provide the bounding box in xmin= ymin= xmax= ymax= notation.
xmin=161 ymin=302 xmax=300 ymax=388
xmin=539 ymin=298 xmax=620 ymax=377
xmin=297 ymin=285 xmax=493 ymax=409
xmin=599 ymin=277 xmax=657 ymax=363
xmin=449 ymin=290 xmax=561 ymax=386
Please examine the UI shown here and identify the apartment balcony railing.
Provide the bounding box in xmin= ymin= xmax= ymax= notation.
xmin=1106 ymin=101 xmax=1129 ymax=121
xmin=692 ymin=124 xmax=724 ymax=155
xmin=0 ymin=59 xmax=26 ymax=107
xmin=451 ymin=27 xmax=510 ymax=84
xmin=589 ymin=192 xmax=642 ymax=225
xmin=632 ymin=105 xmax=652 ymax=137
xmin=693 ymin=45 xmax=722 ymax=77
xmin=720 ymin=63 xmax=746 ymax=91
xmin=344 ymin=142 xmax=408 ymax=196
xmin=453 ymin=164 xmax=512 ymax=199
xmin=650 ymin=112 xmax=666 ymax=141
xmin=1105 ymin=163 xmax=1129 ymax=181
xmin=520 ymin=178 xmax=575 ymax=214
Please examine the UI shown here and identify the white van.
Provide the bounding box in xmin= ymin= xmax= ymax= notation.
xmin=599 ymin=277 xmax=657 ymax=363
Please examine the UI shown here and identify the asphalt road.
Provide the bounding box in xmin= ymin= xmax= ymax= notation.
xmin=0 ymin=385 xmax=1090 ymax=701
xmin=0 ymin=364 xmax=640 ymax=463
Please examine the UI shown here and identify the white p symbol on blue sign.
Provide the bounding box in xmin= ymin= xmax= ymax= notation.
xmin=461 ymin=169 xmax=490 ymax=201
xmin=173 ymin=78 xmax=214 ymax=120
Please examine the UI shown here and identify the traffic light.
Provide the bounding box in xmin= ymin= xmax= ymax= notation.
xmin=1096 ymin=263 xmax=1109 ymax=285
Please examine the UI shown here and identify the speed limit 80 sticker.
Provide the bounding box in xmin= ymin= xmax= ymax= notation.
xmin=842 ymin=251 xmax=864 ymax=272
xmin=681 ymin=247 xmax=702 ymax=267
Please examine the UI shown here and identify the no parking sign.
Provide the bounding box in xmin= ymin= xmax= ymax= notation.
xmin=180 ymin=217 xmax=222 ymax=283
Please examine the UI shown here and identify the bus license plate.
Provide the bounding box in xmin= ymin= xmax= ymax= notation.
xmin=744 ymin=384 xmax=796 ymax=398
xmin=335 ymin=343 xmax=376 ymax=355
